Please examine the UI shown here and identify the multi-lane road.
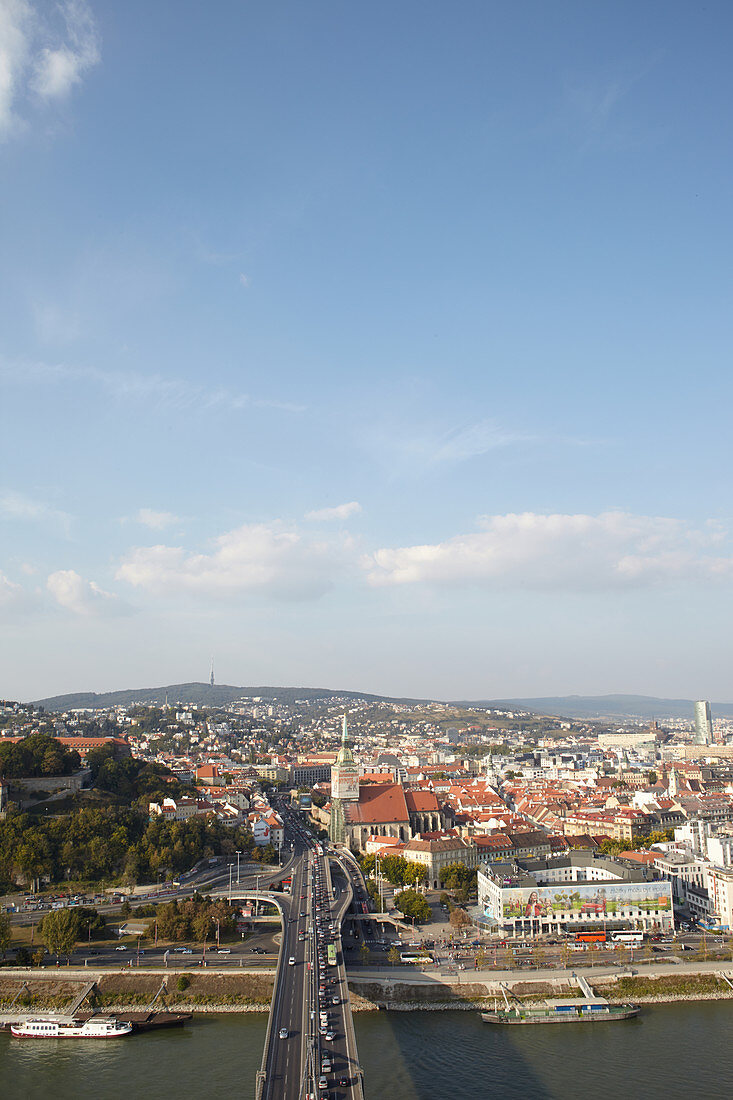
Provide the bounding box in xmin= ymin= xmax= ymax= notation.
xmin=257 ymin=808 xmax=365 ymax=1100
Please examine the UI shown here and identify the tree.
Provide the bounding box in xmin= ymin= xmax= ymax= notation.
xmin=0 ymin=908 xmax=11 ymax=958
xmin=394 ymin=889 xmax=431 ymax=924
xmin=40 ymin=909 xmax=79 ymax=960
xmin=403 ymin=861 xmax=427 ymax=889
xmin=449 ymin=908 xmax=471 ymax=933
xmin=647 ymin=770 xmax=658 ymax=785
xmin=387 ymin=946 xmax=400 ymax=967
xmin=359 ymin=942 xmax=371 ymax=966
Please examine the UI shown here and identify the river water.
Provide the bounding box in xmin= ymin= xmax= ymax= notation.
xmin=0 ymin=1003 xmax=730 ymax=1099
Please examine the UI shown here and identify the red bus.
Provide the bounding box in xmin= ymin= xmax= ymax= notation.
xmin=574 ymin=931 xmax=606 ymax=943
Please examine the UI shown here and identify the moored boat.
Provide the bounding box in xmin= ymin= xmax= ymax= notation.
xmin=480 ymin=982 xmax=640 ymax=1025
xmin=11 ymin=1017 xmax=132 ymax=1039
xmin=481 ymin=1000 xmax=640 ymax=1024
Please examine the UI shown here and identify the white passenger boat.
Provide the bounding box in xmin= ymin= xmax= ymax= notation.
xmin=11 ymin=1017 xmax=132 ymax=1039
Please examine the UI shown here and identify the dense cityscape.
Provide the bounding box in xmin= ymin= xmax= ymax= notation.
xmin=4 ymin=685 xmax=733 ymax=1093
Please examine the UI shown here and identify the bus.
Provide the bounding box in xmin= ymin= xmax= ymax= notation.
xmin=574 ymin=931 xmax=607 ymax=944
xmin=400 ymin=953 xmax=431 ymax=964
xmin=327 ymin=944 xmax=337 ymax=966
xmin=611 ymin=931 xmax=644 ymax=944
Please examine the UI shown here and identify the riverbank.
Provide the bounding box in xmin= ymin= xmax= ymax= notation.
xmin=3 ymin=965 xmax=733 ymax=1019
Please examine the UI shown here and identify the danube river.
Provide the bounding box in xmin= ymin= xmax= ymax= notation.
xmin=1 ymin=1003 xmax=731 ymax=1099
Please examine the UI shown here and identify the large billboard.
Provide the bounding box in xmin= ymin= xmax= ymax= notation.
xmin=496 ymin=881 xmax=672 ymax=921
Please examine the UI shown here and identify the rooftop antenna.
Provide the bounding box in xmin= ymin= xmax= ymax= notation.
xmin=210 ymin=657 xmax=215 ymax=687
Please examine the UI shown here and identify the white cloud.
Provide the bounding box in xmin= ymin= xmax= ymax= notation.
xmin=47 ymin=568 xmax=117 ymax=616
xmin=135 ymin=508 xmax=181 ymax=531
xmin=305 ymin=501 xmax=362 ymax=522
xmin=0 ymin=0 xmax=100 ymax=139
xmin=239 ymin=273 xmax=250 ymax=288
xmin=364 ymin=511 xmax=733 ymax=591
xmin=116 ymin=522 xmax=343 ymax=601
xmin=0 ymin=0 xmax=33 ymax=136
xmin=32 ymin=0 xmax=99 ymax=99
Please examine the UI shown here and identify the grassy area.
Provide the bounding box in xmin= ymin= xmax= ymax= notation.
xmin=608 ymin=973 xmax=730 ymax=998
xmin=0 ymin=971 xmax=276 ymax=1010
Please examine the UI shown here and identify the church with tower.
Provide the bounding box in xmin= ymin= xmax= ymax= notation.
xmin=326 ymin=714 xmax=445 ymax=849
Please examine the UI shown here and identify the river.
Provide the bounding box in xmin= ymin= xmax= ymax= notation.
xmin=0 ymin=1003 xmax=730 ymax=1099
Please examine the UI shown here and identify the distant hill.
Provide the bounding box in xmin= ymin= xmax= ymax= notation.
xmin=31 ymin=682 xmax=425 ymax=711
xmin=29 ymin=684 xmax=733 ymax=722
xmin=463 ymin=694 xmax=733 ymax=721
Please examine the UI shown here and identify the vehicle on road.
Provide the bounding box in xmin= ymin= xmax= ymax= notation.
xmin=288 ymin=956 xmax=296 ymax=965
xmin=279 ymin=1027 xmax=288 ymax=1039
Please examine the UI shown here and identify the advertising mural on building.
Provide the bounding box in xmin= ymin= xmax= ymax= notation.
xmin=497 ymin=881 xmax=672 ymax=921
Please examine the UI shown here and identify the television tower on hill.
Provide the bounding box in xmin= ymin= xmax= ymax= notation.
xmin=210 ymin=657 xmax=215 ymax=687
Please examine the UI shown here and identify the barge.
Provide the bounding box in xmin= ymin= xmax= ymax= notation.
xmin=481 ymin=982 xmax=640 ymax=1025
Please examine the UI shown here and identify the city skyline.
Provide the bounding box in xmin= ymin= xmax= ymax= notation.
xmin=2 ymin=1 xmax=733 ymax=702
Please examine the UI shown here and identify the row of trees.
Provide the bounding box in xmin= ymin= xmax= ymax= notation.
xmin=0 ymin=806 xmax=258 ymax=891
xmin=359 ymin=854 xmax=427 ymax=888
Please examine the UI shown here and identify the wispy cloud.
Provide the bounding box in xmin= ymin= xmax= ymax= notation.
xmin=0 ymin=0 xmax=100 ymax=140
xmin=0 ymin=570 xmax=26 ymax=609
xmin=0 ymin=489 xmax=71 ymax=535
xmin=133 ymin=508 xmax=181 ymax=531
xmin=31 ymin=0 xmax=99 ymax=100
xmin=305 ymin=501 xmax=362 ymax=522
xmin=0 ymin=356 xmax=305 ymax=415
xmin=365 ymin=416 xmax=534 ymax=478
xmin=364 ymin=511 xmax=733 ymax=591
xmin=555 ymin=54 xmax=664 ymax=153
xmin=426 ymin=420 xmax=533 ymax=466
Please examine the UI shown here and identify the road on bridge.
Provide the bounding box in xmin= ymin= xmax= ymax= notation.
xmin=257 ymin=807 xmax=365 ymax=1100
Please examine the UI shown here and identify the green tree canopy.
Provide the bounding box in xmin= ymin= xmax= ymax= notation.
xmin=0 ymin=733 xmax=80 ymax=779
xmin=40 ymin=909 xmax=80 ymax=958
xmin=0 ymin=909 xmax=11 ymax=958
xmin=394 ymin=888 xmax=432 ymax=924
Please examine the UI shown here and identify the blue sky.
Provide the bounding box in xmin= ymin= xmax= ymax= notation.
xmin=2 ymin=0 xmax=733 ymax=703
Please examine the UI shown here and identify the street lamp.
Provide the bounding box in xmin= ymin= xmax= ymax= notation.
xmin=236 ymin=850 xmax=241 ymax=884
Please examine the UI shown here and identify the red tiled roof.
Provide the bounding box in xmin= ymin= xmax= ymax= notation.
xmin=344 ymin=783 xmax=409 ymax=825
xmin=404 ymin=790 xmax=440 ymax=813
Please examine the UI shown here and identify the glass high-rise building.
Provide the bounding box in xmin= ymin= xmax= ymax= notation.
xmin=693 ymin=700 xmax=713 ymax=745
